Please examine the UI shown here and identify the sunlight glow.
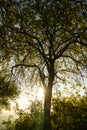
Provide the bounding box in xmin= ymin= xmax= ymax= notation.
xmin=36 ymin=87 xmax=44 ymax=100
xmin=17 ymin=94 xmax=29 ymax=109
xmin=16 ymin=87 xmax=44 ymax=109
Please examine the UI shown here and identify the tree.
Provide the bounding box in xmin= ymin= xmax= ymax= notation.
xmin=2 ymin=100 xmax=43 ymax=130
xmin=51 ymin=95 xmax=87 ymax=130
xmin=0 ymin=73 xmax=19 ymax=110
xmin=3 ymin=94 xmax=87 ymax=130
xmin=0 ymin=0 xmax=87 ymax=130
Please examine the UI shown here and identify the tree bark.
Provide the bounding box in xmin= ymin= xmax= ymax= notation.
xmin=43 ymin=86 xmax=52 ymax=130
xmin=43 ymin=64 xmax=55 ymax=130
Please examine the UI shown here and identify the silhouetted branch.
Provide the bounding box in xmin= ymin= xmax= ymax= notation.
xmin=55 ymin=28 xmax=87 ymax=60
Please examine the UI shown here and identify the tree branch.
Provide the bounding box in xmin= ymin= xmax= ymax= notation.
xmin=11 ymin=63 xmax=46 ymax=88
xmin=54 ymin=28 xmax=87 ymax=60
xmin=62 ymin=55 xmax=84 ymax=66
xmin=3 ymin=24 xmax=50 ymax=66
xmin=76 ymin=41 xmax=87 ymax=47
xmin=11 ymin=63 xmax=39 ymax=70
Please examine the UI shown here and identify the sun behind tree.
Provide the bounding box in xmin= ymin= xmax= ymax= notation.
xmin=37 ymin=87 xmax=44 ymax=101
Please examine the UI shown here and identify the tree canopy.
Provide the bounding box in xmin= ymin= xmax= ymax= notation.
xmin=0 ymin=0 xmax=87 ymax=84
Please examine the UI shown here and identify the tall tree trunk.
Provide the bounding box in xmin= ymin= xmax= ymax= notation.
xmin=43 ymin=64 xmax=55 ymax=130
xmin=43 ymin=86 xmax=52 ymax=130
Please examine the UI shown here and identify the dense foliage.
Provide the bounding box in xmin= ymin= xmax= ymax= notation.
xmin=2 ymin=101 xmax=43 ymax=130
xmin=51 ymin=96 xmax=87 ymax=130
xmin=0 ymin=75 xmax=19 ymax=109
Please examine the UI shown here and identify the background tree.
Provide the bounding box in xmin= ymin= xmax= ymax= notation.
xmin=2 ymin=94 xmax=87 ymax=130
xmin=0 ymin=0 xmax=87 ymax=130
xmin=2 ymin=100 xmax=43 ymax=130
xmin=0 ymin=73 xmax=19 ymax=110
xmin=51 ymin=95 xmax=87 ymax=130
